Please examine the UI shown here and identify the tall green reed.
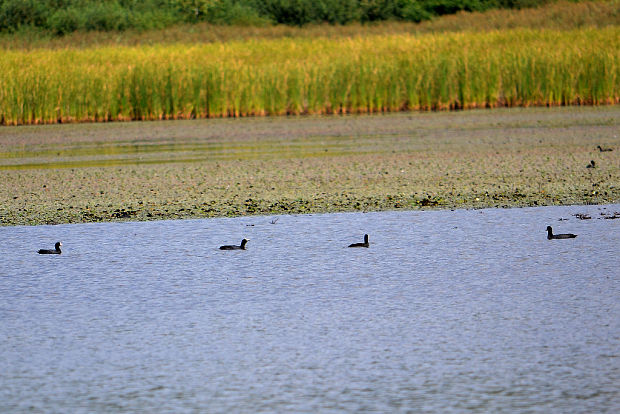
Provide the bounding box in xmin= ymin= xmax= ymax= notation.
xmin=0 ymin=27 xmax=617 ymax=125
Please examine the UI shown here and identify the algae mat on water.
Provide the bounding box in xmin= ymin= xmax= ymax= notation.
xmin=0 ymin=106 xmax=619 ymax=226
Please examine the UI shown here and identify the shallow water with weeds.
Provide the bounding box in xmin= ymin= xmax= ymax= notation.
xmin=1 ymin=204 xmax=618 ymax=412
xmin=1 ymin=107 xmax=619 ymax=226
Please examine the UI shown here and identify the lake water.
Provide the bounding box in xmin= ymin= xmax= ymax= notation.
xmin=1 ymin=205 xmax=619 ymax=413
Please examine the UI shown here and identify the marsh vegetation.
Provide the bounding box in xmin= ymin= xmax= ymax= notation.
xmin=1 ymin=27 xmax=618 ymax=125
xmin=0 ymin=1 xmax=618 ymax=126
xmin=0 ymin=1 xmax=618 ymax=225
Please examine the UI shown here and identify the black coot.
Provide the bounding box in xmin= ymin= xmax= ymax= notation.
xmin=38 ymin=241 xmax=62 ymax=254
xmin=547 ymin=226 xmax=577 ymax=240
xmin=348 ymin=234 xmax=369 ymax=248
xmin=220 ymin=239 xmax=249 ymax=250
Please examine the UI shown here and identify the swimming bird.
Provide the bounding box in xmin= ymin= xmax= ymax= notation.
xmin=546 ymin=226 xmax=577 ymax=240
xmin=597 ymin=145 xmax=613 ymax=152
xmin=586 ymin=160 xmax=596 ymax=168
xmin=219 ymin=239 xmax=249 ymax=250
xmin=38 ymin=241 xmax=62 ymax=254
xmin=348 ymin=234 xmax=369 ymax=248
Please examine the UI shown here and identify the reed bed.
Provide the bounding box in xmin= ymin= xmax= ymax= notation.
xmin=1 ymin=27 xmax=618 ymax=125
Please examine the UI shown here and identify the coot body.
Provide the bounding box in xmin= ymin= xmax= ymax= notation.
xmin=348 ymin=234 xmax=370 ymax=248
xmin=547 ymin=226 xmax=577 ymax=240
xmin=220 ymin=239 xmax=249 ymax=250
xmin=38 ymin=241 xmax=62 ymax=254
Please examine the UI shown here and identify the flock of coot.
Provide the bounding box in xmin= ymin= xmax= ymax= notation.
xmin=37 ymin=226 xmax=578 ymax=255
xmin=36 ymin=143 xmax=614 ymax=255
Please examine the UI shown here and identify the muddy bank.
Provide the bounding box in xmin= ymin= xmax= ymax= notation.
xmin=1 ymin=107 xmax=618 ymax=226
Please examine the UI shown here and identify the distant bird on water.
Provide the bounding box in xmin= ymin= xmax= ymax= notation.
xmin=348 ymin=234 xmax=370 ymax=248
xmin=597 ymin=145 xmax=613 ymax=152
xmin=38 ymin=241 xmax=62 ymax=254
xmin=219 ymin=239 xmax=249 ymax=250
xmin=586 ymin=160 xmax=596 ymax=168
xmin=547 ymin=226 xmax=577 ymax=240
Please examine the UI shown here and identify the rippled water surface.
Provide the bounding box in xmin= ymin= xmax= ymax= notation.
xmin=1 ymin=205 xmax=619 ymax=413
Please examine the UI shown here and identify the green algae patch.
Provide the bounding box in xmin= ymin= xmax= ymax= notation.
xmin=1 ymin=107 xmax=619 ymax=226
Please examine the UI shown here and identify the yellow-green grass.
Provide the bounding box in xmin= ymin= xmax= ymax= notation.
xmin=1 ymin=106 xmax=618 ymax=226
xmin=1 ymin=27 xmax=618 ymax=126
